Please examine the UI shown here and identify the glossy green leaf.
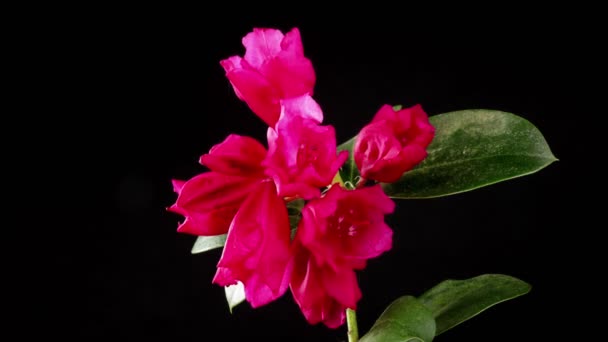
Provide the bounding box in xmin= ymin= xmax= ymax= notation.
xmin=225 ymin=282 xmax=246 ymax=313
xmin=418 ymin=274 xmax=531 ymax=335
xmin=382 ymin=109 xmax=557 ymax=198
xmin=360 ymin=296 xmax=436 ymax=342
xmin=191 ymin=234 xmax=227 ymax=254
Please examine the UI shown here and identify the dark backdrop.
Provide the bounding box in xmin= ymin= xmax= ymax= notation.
xmin=68 ymin=11 xmax=586 ymax=341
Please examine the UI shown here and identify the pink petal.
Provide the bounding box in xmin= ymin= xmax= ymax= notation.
xmin=371 ymin=104 xmax=397 ymax=123
xmin=169 ymin=172 xmax=262 ymax=235
xmin=279 ymin=95 xmax=323 ymax=124
xmin=199 ymin=134 xmax=267 ymax=176
xmin=262 ymin=55 xmax=315 ymax=100
xmin=242 ymin=28 xmax=285 ymax=69
xmin=276 ymin=182 xmax=321 ymax=200
xmin=289 ymin=244 xmax=350 ymax=328
xmin=320 ymin=301 xmax=347 ymax=329
xmin=171 ymin=179 xmax=186 ymax=193
xmin=175 ymin=206 xmax=238 ymax=236
xmin=280 ymin=28 xmax=304 ymax=56
xmin=220 ymin=56 xmax=247 ymax=101
xmin=223 ymin=66 xmax=281 ymax=126
xmin=321 ymin=266 xmax=361 ymax=310
xmin=213 ymin=180 xmax=292 ymax=308
xmin=220 ymin=56 xmax=244 ymax=74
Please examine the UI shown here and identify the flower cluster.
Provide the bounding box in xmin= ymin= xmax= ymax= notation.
xmin=170 ymin=28 xmax=434 ymax=328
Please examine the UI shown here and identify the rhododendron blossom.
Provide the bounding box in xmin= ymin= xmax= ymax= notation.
xmin=290 ymin=185 xmax=395 ymax=327
xmin=168 ymin=25 xmax=552 ymax=340
xmin=221 ymin=28 xmax=316 ymax=127
xmin=264 ymin=95 xmax=348 ymax=199
xmin=171 ymin=27 xmax=427 ymax=331
xmin=354 ymin=104 xmax=435 ymax=183
xmin=296 ymin=185 xmax=395 ymax=271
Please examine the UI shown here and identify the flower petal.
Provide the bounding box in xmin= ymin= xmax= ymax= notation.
xmin=371 ymin=104 xmax=396 ymax=123
xmin=321 ymin=266 xmax=361 ymax=311
xmin=213 ymin=181 xmax=292 ymax=308
xmin=242 ymin=28 xmax=285 ymax=69
xmin=289 ymin=243 xmax=351 ymax=328
xmin=279 ymin=94 xmax=323 ymax=124
xmin=280 ymin=28 xmax=304 ymax=57
xmin=222 ymin=61 xmax=281 ymax=126
xmin=262 ymin=54 xmax=316 ymax=100
xmin=169 ymin=172 xmax=262 ymax=235
xmin=199 ymin=134 xmax=267 ymax=176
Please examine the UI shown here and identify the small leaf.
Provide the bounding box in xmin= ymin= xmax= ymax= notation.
xmin=361 ymin=296 xmax=436 ymax=342
xmin=287 ymin=198 xmax=305 ymax=213
xmin=287 ymin=198 xmax=305 ymax=236
xmin=418 ymin=274 xmax=531 ymax=335
xmin=289 ymin=215 xmax=300 ymax=231
xmin=337 ymin=137 xmax=360 ymax=186
xmin=191 ymin=234 xmax=227 ymax=254
xmin=382 ymin=109 xmax=557 ymax=198
xmin=224 ymin=282 xmax=246 ymax=313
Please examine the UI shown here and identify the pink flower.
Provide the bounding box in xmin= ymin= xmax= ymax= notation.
xmin=297 ymin=185 xmax=395 ymax=271
xmin=354 ymin=104 xmax=435 ymax=183
xmin=169 ymin=134 xmax=267 ymax=235
xmin=290 ymin=243 xmax=360 ymax=328
xmin=264 ymin=95 xmax=348 ymax=199
xmin=290 ymin=185 xmax=395 ymax=327
xmin=221 ymin=28 xmax=316 ymax=127
xmin=213 ymin=180 xmax=292 ymax=308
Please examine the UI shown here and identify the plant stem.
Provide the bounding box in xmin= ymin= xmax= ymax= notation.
xmin=346 ymin=308 xmax=359 ymax=342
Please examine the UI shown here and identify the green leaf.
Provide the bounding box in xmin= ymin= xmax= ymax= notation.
xmin=361 ymin=296 xmax=436 ymax=342
xmin=382 ymin=109 xmax=557 ymax=198
xmin=287 ymin=198 xmax=305 ymax=213
xmin=337 ymin=136 xmax=360 ymax=187
xmin=191 ymin=234 xmax=227 ymax=254
xmin=287 ymin=198 xmax=304 ymax=233
xmin=418 ymin=274 xmax=531 ymax=335
xmin=224 ymin=282 xmax=246 ymax=313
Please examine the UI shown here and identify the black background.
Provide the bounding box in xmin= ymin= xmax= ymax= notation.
xmin=52 ymin=10 xmax=589 ymax=341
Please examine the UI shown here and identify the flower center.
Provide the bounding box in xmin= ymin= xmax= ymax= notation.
xmin=297 ymin=143 xmax=320 ymax=166
xmin=329 ymin=208 xmax=367 ymax=238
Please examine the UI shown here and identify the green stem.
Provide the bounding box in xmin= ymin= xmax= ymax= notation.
xmin=347 ymin=308 xmax=359 ymax=342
